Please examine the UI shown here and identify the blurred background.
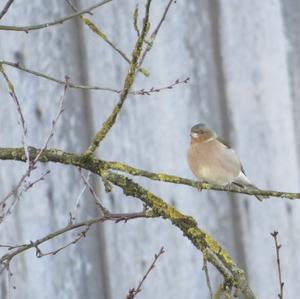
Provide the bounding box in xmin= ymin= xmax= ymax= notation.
xmin=1 ymin=0 xmax=300 ymax=298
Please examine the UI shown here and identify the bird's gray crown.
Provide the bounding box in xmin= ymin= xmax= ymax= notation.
xmin=191 ymin=123 xmax=210 ymax=133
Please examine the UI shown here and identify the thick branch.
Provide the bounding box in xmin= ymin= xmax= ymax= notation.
xmin=102 ymin=171 xmax=256 ymax=299
xmin=0 ymin=147 xmax=299 ymax=200
xmin=0 ymin=146 xmax=259 ymax=297
xmin=0 ymin=0 xmax=112 ymax=32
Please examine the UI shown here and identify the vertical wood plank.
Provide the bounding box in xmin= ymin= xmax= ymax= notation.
xmin=0 ymin=1 xmax=108 ymax=298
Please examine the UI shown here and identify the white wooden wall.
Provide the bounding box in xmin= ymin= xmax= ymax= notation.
xmin=0 ymin=0 xmax=300 ymax=298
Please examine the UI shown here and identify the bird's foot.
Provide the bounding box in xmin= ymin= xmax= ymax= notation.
xmin=196 ymin=181 xmax=204 ymax=191
xmin=224 ymin=183 xmax=232 ymax=192
xmin=196 ymin=181 xmax=208 ymax=191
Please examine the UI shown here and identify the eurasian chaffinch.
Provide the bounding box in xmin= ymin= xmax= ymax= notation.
xmin=187 ymin=123 xmax=265 ymax=201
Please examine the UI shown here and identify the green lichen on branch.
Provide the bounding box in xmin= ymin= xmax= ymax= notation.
xmin=103 ymin=171 xmax=233 ymax=262
xmin=0 ymin=146 xmax=262 ymax=298
xmin=133 ymin=4 xmax=140 ymax=37
xmin=0 ymin=147 xmax=299 ymax=200
xmin=0 ymin=144 xmax=296 ymax=298
xmin=66 ymin=0 xmax=149 ymax=76
xmin=80 ymin=16 xmax=108 ymax=40
xmin=84 ymin=0 xmax=152 ymax=156
xmin=0 ymin=63 xmax=15 ymax=92
xmin=0 ymin=147 xmax=103 ymax=174
xmin=103 ymin=171 xmax=256 ymax=299
xmin=137 ymin=0 xmax=174 ymax=69
xmin=104 ymin=159 xmax=300 ymax=200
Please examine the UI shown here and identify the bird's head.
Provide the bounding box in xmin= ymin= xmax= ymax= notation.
xmin=190 ymin=123 xmax=217 ymax=143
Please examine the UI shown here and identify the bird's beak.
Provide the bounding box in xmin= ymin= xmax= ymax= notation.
xmin=190 ymin=132 xmax=199 ymax=138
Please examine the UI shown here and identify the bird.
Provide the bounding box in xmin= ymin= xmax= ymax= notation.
xmin=187 ymin=123 xmax=266 ymax=201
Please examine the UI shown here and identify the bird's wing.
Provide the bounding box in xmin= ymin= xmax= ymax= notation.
xmin=217 ymin=137 xmax=246 ymax=174
xmin=233 ymin=171 xmax=252 ymax=187
xmin=216 ymin=137 xmax=231 ymax=149
xmin=216 ymin=137 xmax=266 ymax=201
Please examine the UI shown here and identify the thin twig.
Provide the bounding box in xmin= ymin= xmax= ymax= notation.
xmin=133 ymin=5 xmax=140 ymax=37
xmin=0 ymin=174 xmax=26 ymax=214
xmin=133 ymin=77 xmax=190 ymax=95
xmin=9 ymin=91 xmax=30 ymax=162
xmin=33 ymin=76 xmax=70 ymax=164
xmin=138 ymin=0 xmax=174 ymax=69
xmin=65 ymin=0 xmax=149 ymax=76
xmin=0 ymin=76 xmax=69 ymax=221
xmin=69 ymin=170 xmax=91 ymax=224
xmin=0 ymin=65 xmax=29 ymax=164
xmin=203 ymin=255 xmax=213 ymax=299
xmin=6 ymin=263 xmax=15 ymax=296
xmin=84 ymin=0 xmax=152 ymax=156
xmin=0 ymin=0 xmax=112 ymax=32
xmin=65 ymin=0 xmax=93 ymax=16
xmin=78 ymin=169 xmax=109 ymax=214
xmin=0 ymin=61 xmax=189 ymax=96
xmin=0 ymin=243 xmax=26 ymax=249
xmin=34 ymin=225 xmax=90 ymax=257
xmin=65 ymin=0 xmax=131 ymax=64
xmin=271 ymin=231 xmax=284 ymax=299
xmin=0 ymin=211 xmax=152 ymax=270
xmin=126 ymin=247 xmax=165 ymax=299
xmin=0 ymin=0 xmax=14 ymax=20
xmin=79 ymin=15 xmax=133 ymax=64
xmin=22 ymin=170 xmax=50 ymax=193
xmin=0 ymin=65 xmax=30 ymax=216
xmin=111 ymin=209 xmax=152 ymax=223
xmin=0 ymin=60 xmax=119 ymax=93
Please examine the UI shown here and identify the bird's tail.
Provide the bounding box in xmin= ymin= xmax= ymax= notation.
xmin=243 ymin=183 xmax=268 ymax=201
xmin=234 ymin=172 xmax=268 ymax=201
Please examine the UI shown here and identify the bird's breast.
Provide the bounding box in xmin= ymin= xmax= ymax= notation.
xmin=187 ymin=140 xmax=241 ymax=185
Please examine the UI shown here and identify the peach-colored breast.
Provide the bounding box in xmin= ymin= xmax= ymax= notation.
xmin=187 ymin=139 xmax=242 ymax=185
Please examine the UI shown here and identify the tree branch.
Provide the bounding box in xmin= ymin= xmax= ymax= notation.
xmin=203 ymin=256 xmax=213 ymax=299
xmin=271 ymin=231 xmax=284 ymax=299
xmin=0 ymin=146 xmax=258 ymax=298
xmin=0 ymin=76 xmax=69 ymax=221
xmin=102 ymin=170 xmax=256 ymax=299
xmin=64 ymin=0 xmax=152 ymax=76
xmin=0 ymin=60 xmax=119 ymax=93
xmin=138 ymin=0 xmax=174 ymax=69
xmin=0 ymin=147 xmax=299 ymax=200
xmin=126 ymin=247 xmax=165 ymax=299
xmin=0 ymin=0 xmax=14 ymax=20
xmin=0 ymin=61 xmax=189 ymax=96
xmin=0 ymin=211 xmax=152 ymax=271
xmin=84 ymin=0 xmax=152 ymax=155
xmin=0 ymin=0 xmax=112 ymax=32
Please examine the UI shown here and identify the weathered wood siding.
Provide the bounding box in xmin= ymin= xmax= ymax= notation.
xmin=0 ymin=0 xmax=299 ymax=298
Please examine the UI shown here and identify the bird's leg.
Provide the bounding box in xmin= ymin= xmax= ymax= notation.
xmin=196 ymin=180 xmax=206 ymax=191
xmin=224 ymin=183 xmax=232 ymax=192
